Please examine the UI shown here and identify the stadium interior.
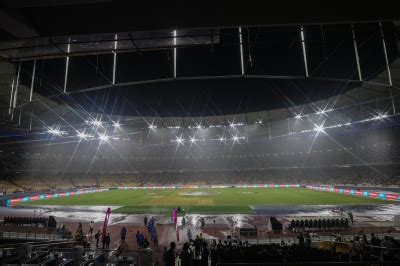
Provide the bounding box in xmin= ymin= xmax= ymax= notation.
xmin=0 ymin=2 xmax=400 ymax=265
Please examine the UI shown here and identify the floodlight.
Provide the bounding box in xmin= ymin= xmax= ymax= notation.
xmin=176 ymin=137 xmax=184 ymax=144
xmin=148 ymin=124 xmax=157 ymax=130
xmin=112 ymin=121 xmax=121 ymax=128
xmin=190 ymin=137 xmax=197 ymax=143
xmin=91 ymin=119 xmax=103 ymax=126
xmin=314 ymin=125 xmax=324 ymax=132
xmin=77 ymin=131 xmax=91 ymax=139
xmin=47 ymin=128 xmax=63 ymax=136
xmin=98 ymin=134 xmax=109 ymax=142
xmin=232 ymin=136 xmax=239 ymax=141
xmin=295 ymin=114 xmax=302 ymax=119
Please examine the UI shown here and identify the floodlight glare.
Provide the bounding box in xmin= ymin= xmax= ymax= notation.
xmin=77 ymin=131 xmax=88 ymax=139
xmin=148 ymin=124 xmax=157 ymax=130
xmin=314 ymin=125 xmax=324 ymax=132
xmin=112 ymin=121 xmax=121 ymax=128
xmin=190 ymin=137 xmax=197 ymax=143
xmin=176 ymin=137 xmax=184 ymax=144
xmin=218 ymin=137 xmax=226 ymax=142
xmin=232 ymin=136 xmax=239 ymax=141
xmin=91 ymin=119 xmax=103 ymax=126
xmin=47 ymin=128 xmax=63 ymax=136
xmin=98 ymin=134 xmax=109 ymax=142
xmin=295 ymin=114 xmax=302 ymax=119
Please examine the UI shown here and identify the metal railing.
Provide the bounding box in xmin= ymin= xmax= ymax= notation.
xmin=0 ymin=231 xmax=63 ymax=241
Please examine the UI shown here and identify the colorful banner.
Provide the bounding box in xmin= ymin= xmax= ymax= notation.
xmin=6 ymin=188 xmax=108 ymax=207
xmin=306 ymin=185 xmax=400 ymax=202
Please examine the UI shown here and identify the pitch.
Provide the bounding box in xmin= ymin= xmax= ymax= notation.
xmin=21 ymin=188 xmax=388 ymax=214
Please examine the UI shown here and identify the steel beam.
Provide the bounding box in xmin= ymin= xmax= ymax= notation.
xmin=173 ymin=30 xmax=177 ymax=78
xmin=351 ymin=24 xmax=362 ymax=81
xmin=63 ymin=42 xmax=70 ymax=93
xmin=9 ymin=77 xmax=14 ymax=115
xmin=30 ymin=59 xmax=36 ymax=102
xmin=239 ymin=27 xmax=245 ymax=75
xmin=300 ymin=26 xmax=309 ymax=77
xmin=379 ymin=22 xmax=395 ymax=114
xmin=112 ymin=33 xmax=118 ymax=84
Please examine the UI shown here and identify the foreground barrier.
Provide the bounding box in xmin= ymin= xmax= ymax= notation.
xmin=5 ymin=188 xmax=109 ymax=207
xmin=306 ymin=185 xmax=400 ymax=202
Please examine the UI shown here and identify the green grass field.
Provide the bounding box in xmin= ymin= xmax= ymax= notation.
xmin=20 ymin=188 xmax=389 ymax=214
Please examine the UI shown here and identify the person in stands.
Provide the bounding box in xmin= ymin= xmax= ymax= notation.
xmin=180 ymin=242 xmax=193 ymax=266
xmin=144 ymin=215 xmax=148 ymax=227
xmin=201 ymin=242 xmax=210 ymax=266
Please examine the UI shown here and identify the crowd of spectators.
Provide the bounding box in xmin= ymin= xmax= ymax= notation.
xmin=1 ymin=164 xmax=399 ymax=195
xmin=164 ymin=233 xmax=400 ymax=265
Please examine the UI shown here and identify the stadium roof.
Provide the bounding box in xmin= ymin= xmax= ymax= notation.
xmin=0 ymin=4 xmax=399 ymax=132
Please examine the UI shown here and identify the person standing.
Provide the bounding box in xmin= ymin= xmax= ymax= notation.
xmin=136 ymin=231 xmax=141 ymax=247
xmin=89 ymin=221 xmax=94 ymax=234
xmin=95 ymin=230 xmax=101 ymax=248
xmin=144 ymin=215 xmax=148 ymax=228
xmin=187 ymin=228 xmax=192 ymax=241
xmin=165 ymin=242 xmax=176 ymax=266
xmin=182 ymin=216 xmax=186 ymax=227
xmin=140 ymin=241 xmax=155 ymax=266
xmin=180 ymin=242 xmax=193 ymax=266
xmin=201 ymin=242 xmax=209 ymax=266
xmin=120 ymin=226 xmax=127 ymax=244
xmin=105 ymin=233 xmax=111 ymax=249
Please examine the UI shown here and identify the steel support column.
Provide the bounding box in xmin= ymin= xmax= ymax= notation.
xmin=12 ymin=61 xmax=22 ymax=120
xmin=300 ymin=26 xmax=309 ymax=77
xmin=18 ymin=105 xmax=22 ymax=126
xmin=173 ymin=30 xmax=177 ymax=78
xmin=30 ymin=59 xmax=36 ymax=102
xmin=9 ymin=77 xmax=14 ymax=115
xmin=239 ymin=27 xmax=245 ymax=75
xmin=112 ymin=34 xmax=118 ymax=84
xmin=379 ymin=22 xmax=395 ymax=113
xmin=351 ymin=24 xmax=362 ymax=81
xmin=63 ymin=42 xmax=70 ymax=93
xmin=29 ymin=110 xmax=33 ymax=131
